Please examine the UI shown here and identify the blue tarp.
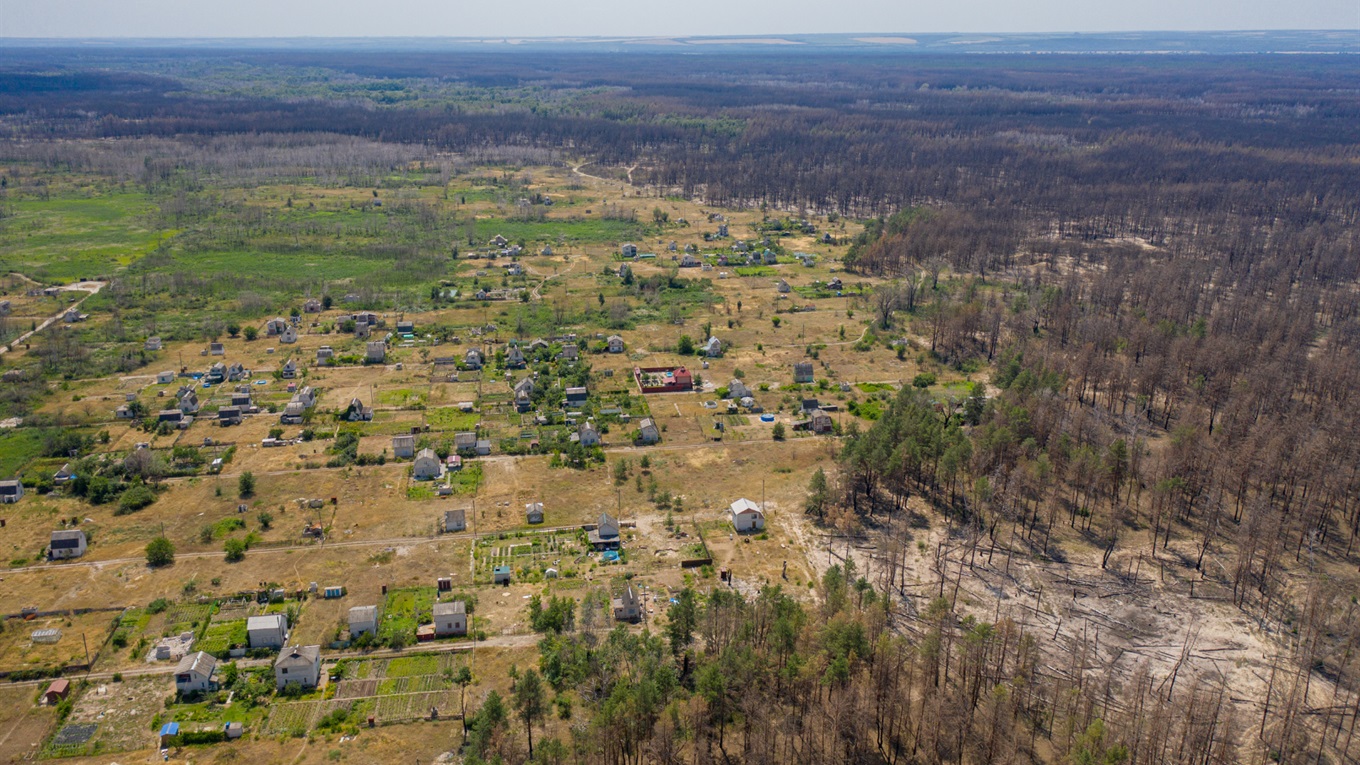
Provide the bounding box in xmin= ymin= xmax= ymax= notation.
xmin=160 ymin=722 xmax=179 ymax=736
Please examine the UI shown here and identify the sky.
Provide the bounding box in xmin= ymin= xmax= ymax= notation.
xmin=0 ymin=0 xmax=1355 ymax=38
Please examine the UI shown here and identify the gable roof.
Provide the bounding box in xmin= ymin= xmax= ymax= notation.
xmin=274 ymin=645 xmax=320 ymax=668
xmin=175 ymin=651 xmax=217 ymax=677
xmin=50 ymin=529 xmax=85 ymax=548
xmin=247 ymin=614 xmax=287 ymax=632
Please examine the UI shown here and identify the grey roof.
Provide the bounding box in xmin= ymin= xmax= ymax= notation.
xmin=175 ymin=651 xmax=217 ymax=677
xmin=247 ymin=614 xmax=287 ymax=631
xmin=433 ymin=601 xmax=466 ymax=616
xmin=274 ymin=645 xmax=320 ymax=667
xmin=348 ymin=605 xmax=377 ymax=623
xmin=49 ymin=529 xmax=85 ymax=549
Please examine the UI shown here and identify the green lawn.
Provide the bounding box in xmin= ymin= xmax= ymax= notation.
xmin=0 ymin=429 xmax=46 ymax=478
xmin=378 ymin=587 xmax=436 ymax=643
xmin=426 ymin=407 xmax=479 ymax=431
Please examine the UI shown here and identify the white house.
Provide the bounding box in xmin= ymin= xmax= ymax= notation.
xmin=525 ymin=502 xmax=544 ymax=524
xmin=247 ymin=614 xmax=289 ymax=649
xmin=279 ymin=325 xmax=298 ymax=344
xmin=620 ymin=243 xmax=638 ymax=258
xmin=145 ymin=336 xmax=163 ymax=351
xmin=280 ymin=359 xmax=298 ymax=379
xmin=392 ymin=434 xmax=416 ymax=459
xmin=703 ymin=336 xmax=723 ymax=357
xmin=49 ymin=529 xmax=87 ymax=559
xmin=728 ymin=498 xmax=766 ymax=532
xmin=0 ymin=480 xmax=25 ymax=504
xmin=412 ymin=448 xmax=443 ymax=481
xmin=433 ymin=601 xmax=467 ymax=637
xmin=348 ymin=606 xmax=378 ymax=638
xmin=273 ymin=645 xmax=321 ymax=691
xmin=157 ymin=370 xmax=176 ymax=384
xmin=464 ymin=348 xmax=484 ymax=370
xmin=578 ymin=421 xmax=600 ymax=447
xmin=174 ymin=651 xmax=218 ymax=695
xmin=637 ymin=418 xmax=660 ymax=445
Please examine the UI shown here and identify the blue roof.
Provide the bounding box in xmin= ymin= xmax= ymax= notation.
xmin=160 ymin=722 xmax=179 ymax=736
xmin=493 ymin=566 xmax=511 ymax=574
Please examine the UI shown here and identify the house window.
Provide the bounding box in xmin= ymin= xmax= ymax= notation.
xmin=281 ymin=668 xmax=287 ymax=674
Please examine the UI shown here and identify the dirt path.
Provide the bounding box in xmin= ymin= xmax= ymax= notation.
xmin=0 ymin=279 xmax=105 ymax=355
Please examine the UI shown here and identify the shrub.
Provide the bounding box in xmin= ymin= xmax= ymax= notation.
xmin=114 ymin=484 xmax=157 ymax=515
xmin=145 ymin=537 xmax=175 ymax=567
xmin=224 ymin=538 xmax=247 ymax=562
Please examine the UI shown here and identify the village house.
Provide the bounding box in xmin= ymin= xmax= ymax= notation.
xmin=145 ymin=336 xmax=163 ymax=351
xmin=280 ymin=358 xmax=298 ymax=379
xmin=49 ymin=529 xmax=86 ymax=559
xmin=726 ymin=379 xmax=752 ymax=400
xmin=115 ymin=404 xmax=135 ymax=419
xmin=205 ymin=362 xmax=226 ymax=384
xmin=392 ymin=434 xmax=415 ymax=459
xmin=514 ymin=377 xmax=535 ymax=412
xmin=493 ymin=566 xmax=512 ymax=585
xmin=63 ymin=308 xmax=85 ymax=323
xmin=343 ymin=398 xmax=373 ymax=422
xmin=174 ymin=651 xmax=218 ymax=695
xmin=280 ymin=400 xmax=306 ymax=425
xmin=475 ymin=439 xmax=492 ymax=456
xmin=612 ymin=584 xmax=641 ymax=622
xmin=489 ymin=234 xmax=508 ymax=247
xmin=348 ymin=606 xmax=378 ymax=638
xmin=505 ymin=344 xmax=526 ymax=368
xmin=157 ymin=409 xmax=184 ymax=425
xmin=178 ymin=389 xmax=200 ymax=415
xmin=218 ymin=406 xmax=242 ymax=426
xmin=807 ymin=408 xmax=834 ymax=434
xmin=433 ymin=601 xmax=468 ymax=637
xmin=636 ymin=418 xmax=660 ymax=444
xmin=703 ymin=336 xmax=723 ymax=357
xmin=717 ymin=222 xmax=729 ymax=237
xmin=541 ymin=245 xmax=553 ymax=256
xmin=396 ymin=319 xmax=414 ymax=334
xmin=559 ymin=343 xmax=580 ymax=363
xmin=763 ymin=250 xmax=779 ymax=265
xmin=53 ymin=463 xmax=74 ymax=485
xmin=247 ymin=614 xmax=289 ymax=649
xmin=265 ymin=317 xmax=289 ymax=336
xmin=354 ymin=322 xmax=372 ymax=339
xmin=453 ymin=432 xmax=477 ymax=452
xmin=793 ymin=362 xmax=814 ymax=384
xmin=209 ymin=341 xmax=225 ymax=356
xmin=620 ymin=243 xmax=638 ymax=258
xmin=294 ymin=386 xmax=317 ymax=408
xmin=279 ymin=325 xmax=298 ymax=344
xmin=0 ymin=300 xmax=9 ymax=316
xmin=230 ymin=391 xmax=252 ymax=408
xmin=464 ymin=347 xmax=484 ymax=370
xmin=578 ymin=421 xmax=600 ymax=447
xmin=366 ymin=340 xmax=386 ymax=364
xmin=157 ymin=370 xmax=176 ymax=384
xmin=444 ymin=508 xmax=466 ymax=533
xmin=728 ymin=498 xmax=766 ymax=532
xmin=590 ymin=512 xmax=621 ymax=549
xmin=413 ymin=448 xmax=443 ymax=480
xmin=273 ymin=645 xmax=321 ymax=691
xmin=607 ymin=335 xmax=625 ymax=353
xmin=316 ymin=346 xmax=335 ymax=365
xmin=526 ymin=502 xmax=545 ymax=524
xmin=565 ymin=386 xmax=588 ymax=407
xmin=680 ymin=253 xmax=700 ymax=268
xmin=227 ymin=362 xmax=247 ymax=381
xmin=303 ymin=298 xmax=322 ymax=314
xmin=776 ymin=279 xmax=791 ymax=294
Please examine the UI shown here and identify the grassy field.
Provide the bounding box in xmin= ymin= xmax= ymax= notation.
xmin=0 ymin=193 xmax=165 ymax=282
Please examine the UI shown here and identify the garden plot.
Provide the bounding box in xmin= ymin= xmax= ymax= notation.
xmin=51 ymin=676 xmax=165 ymax=756
xmin=474 ymin=530 xmax=587 ymax=584
xmin=264 ymin=698 xmax=356 ymax=737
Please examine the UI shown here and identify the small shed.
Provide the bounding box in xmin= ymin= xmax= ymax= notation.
xmin=43 ymin=679 xmax=70 ymax=705
xmin=493 ymin=566 xmax=512 ymax=585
